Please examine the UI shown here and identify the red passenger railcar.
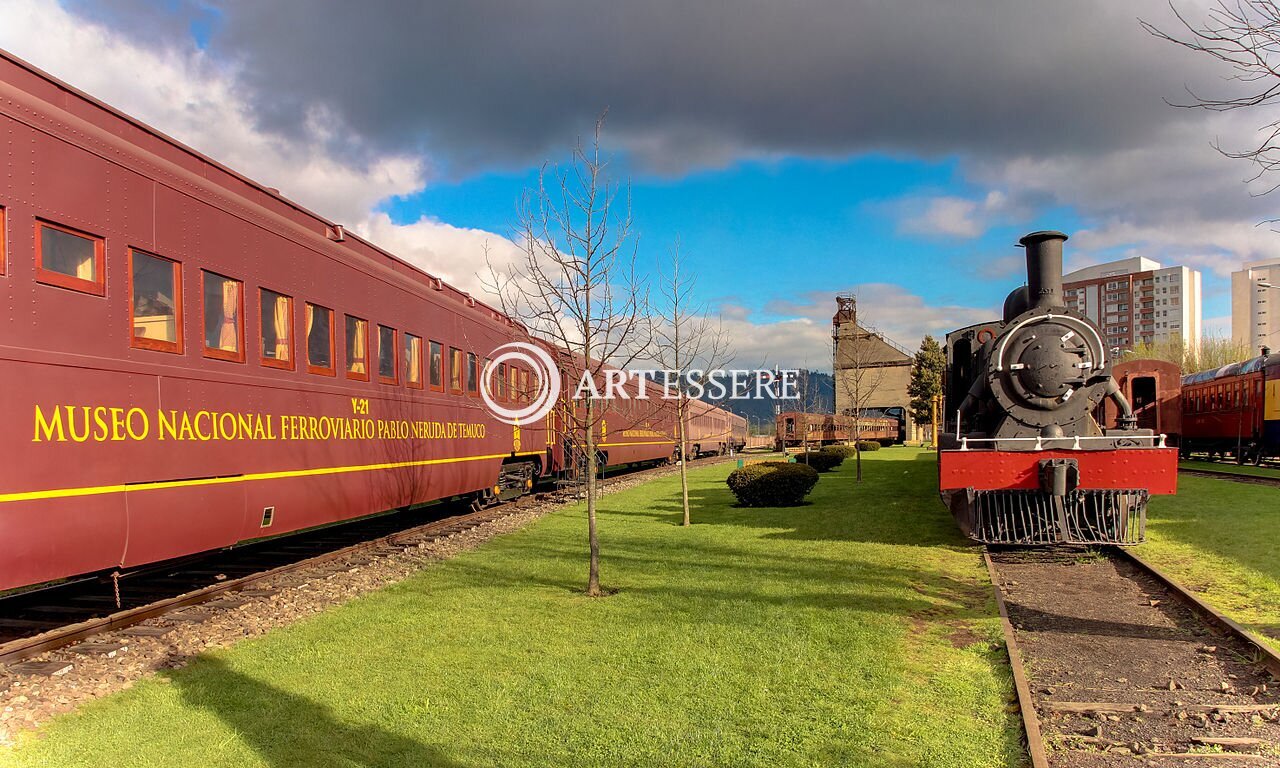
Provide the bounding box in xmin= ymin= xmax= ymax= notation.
xmin=0 ymin=50 xmax=720 ymax=593
xmin=679 ymin=400 xmax=747 ymax=458
xmin=774 ymin=411 xmax=899 ymax=449
xmin=1180 ymin=353 xmax=1280 ymax=464
xmin=1097 ymin=359 xmax=1182 ymax=444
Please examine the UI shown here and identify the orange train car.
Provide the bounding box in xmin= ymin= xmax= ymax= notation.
xmin=774 ymin=411 xmax=900 ymax=450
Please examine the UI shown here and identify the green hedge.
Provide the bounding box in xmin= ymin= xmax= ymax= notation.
xmin=798 ymin=448 xmax=844 ymax=473
xmin=822 ymin=445 xmax=857 ymax=459
xmin=855 ymin=441 xmax=882 ymax=452
xmin=726 ymin=462 xmax=820 ymax=506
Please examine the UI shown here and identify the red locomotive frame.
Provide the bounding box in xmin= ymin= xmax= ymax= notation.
xmin=0 ymin=50 xmax=722 ymax=593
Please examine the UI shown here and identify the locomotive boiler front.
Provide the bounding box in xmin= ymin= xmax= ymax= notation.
xmin=939 ymin=230 xmax=1178 ymax=546
xmin=958 ymin=231 xmax=1137 ymax=447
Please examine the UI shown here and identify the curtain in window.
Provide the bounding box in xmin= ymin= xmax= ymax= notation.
xmin=274 ymin=297 xmax=290 ymax=361
xmin=76 ymin=250 xmax=94 ymax=280
xmin=408 ymin=339 xmax=421 ymax=383
xmin=350 ymin=323 xmax=366 ymax=374
xmin=219 ymin=281 xmax=239 ymax=351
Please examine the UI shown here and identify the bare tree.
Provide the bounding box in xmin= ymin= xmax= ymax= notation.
xmin=648 ymin=242 xmax=732 ymax=526
xmin=484 ymin=115 xmax=648 ymax=597
xmin=1143 ymin=1 xmax=1280 ymax=194
xmin=833 ymin=314 xmax=887 ymax=482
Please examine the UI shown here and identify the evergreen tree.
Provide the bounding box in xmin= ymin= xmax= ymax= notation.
xmin=907 ymin=335 xmax=945 ymax=426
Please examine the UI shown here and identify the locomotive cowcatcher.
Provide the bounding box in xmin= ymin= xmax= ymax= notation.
xmin=939 ymin=231 xmax=1178 ymax=545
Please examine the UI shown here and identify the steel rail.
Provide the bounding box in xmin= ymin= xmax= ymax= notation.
xmin=0 ymin=504 xmax=508 ymax=666
xmin=982 ymin=550 xmax=1050 ymax=768
xmin=1112 ymin=546 xmax=1280 ymax=678
xmin=1178 ymin=467 xmax=1280 ymax=488
xmin=0 ymin=454 xmax=739 ymax=668
xmin=986 ymin=544 xmax=1280 ymax=767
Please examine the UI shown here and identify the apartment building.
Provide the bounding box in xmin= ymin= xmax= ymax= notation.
xmin=1231 ymin=260 xmax=1280 ymax=353
xmin=1061 ymin=257 xmax=1202 ymax=352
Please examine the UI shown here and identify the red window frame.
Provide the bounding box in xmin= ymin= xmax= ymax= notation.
xmin=128 ymin=249 xmax=183 ymax=354
xmin=201 ymin=270 xmax=246 ymax=363
xmin=405 ymin=333 xmax=424 ymax=390
xmin=345 ymin=314 xmax=370 ymax=381
xmin=35 ymin=220 xmax=105 ymax=296
xmin=429 ymin=340 xmax=444 ymax=392
xmin=260 ymin=288 xmax=296 ymax=371
xmin=306 ymin=302 xmax=336 ymax=376
xmin=450 ymin=347 xmax=464 ymax=394
xmin=378 ymin=324 xmax=398 ymax=385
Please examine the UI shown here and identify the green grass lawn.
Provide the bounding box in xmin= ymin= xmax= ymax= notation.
xmin=2 ymin=449 xmax=1022 ymax=768
xmin=1178 ymin=459 xmax=1280 ymax=478
xmin=1140 ymin=476 xmax=1280 ymax=650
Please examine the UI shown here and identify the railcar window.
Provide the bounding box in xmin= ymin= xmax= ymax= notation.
xmin=260 ymin=289 xmax=294 ymax=369
xmin=508 ymin=365 xmax=519 ymax=403
xmin=0 ymin=206 xmax=6 ymax=275
xmin=378 ymin=325 xmax=397 ymax=384
xmin=405 ymin=334 xmax=423 ymax=389
xmin=520 ymin=369 xmax=530 ymax=403
xmin=345 ymin=315 xmax=369 ymax=380
xmin=129 ymin=250 xmax=182 ymax=353
xmin=201 ymin=271 xmax=244 ymax=362
xmin=467 ymin=353 xmax=479 ymax=395
xmin=497 ymin=362 xmax=508 ymax=401
xmin=36 ymin=221 xmax=104 ymax=295
xmin=450 ymin=347 xmax=464 ymax=393
xmin=305 ymin=303 xmax=335 ymax=375
xmin=430 ymin=340 xmax=443 ymax=391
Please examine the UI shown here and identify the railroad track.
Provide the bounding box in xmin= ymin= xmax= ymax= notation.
xmin=1179 ymin=467 xmax=1280 ymax=488
xmin=0 ymin=456 xmax=735 ymax=672
xmin=987 ymin=546 xmax=1280 ymax=766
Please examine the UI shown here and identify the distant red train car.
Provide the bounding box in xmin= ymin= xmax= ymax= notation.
xmin=1180 ymin=352 xmax=1280 ymax=464
xmin=774 ymin=411 xmax=900 ymax=449
xmin=0 ymin=50 xmax=734 ymax=594
xmin=1097 ymin=359 xmax=1182 ymax=444
xmin=678 ymin=400 xmax=747 ymax=458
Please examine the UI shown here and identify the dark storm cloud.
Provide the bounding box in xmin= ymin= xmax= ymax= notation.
xmin=80 ymin=0 xmax=1220 ymax=174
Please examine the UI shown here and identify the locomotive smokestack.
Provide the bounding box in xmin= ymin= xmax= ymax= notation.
xmin=1019 ymin=230 xmax=1068 ymax=309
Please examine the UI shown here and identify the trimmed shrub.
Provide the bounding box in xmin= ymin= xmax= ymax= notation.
xmin=798 ymin=448 xmax=844 ymax=473
xmin=726 ymin=462 xmax=820 ymax=506
xmin=855 ymin=441 xmax=882 ymax=452
xmin=822 ymin=444 xmax=857 ymax=459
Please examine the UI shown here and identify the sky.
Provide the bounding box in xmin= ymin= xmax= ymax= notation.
xmin=1 ymin=0 xmax=1276 ymax=367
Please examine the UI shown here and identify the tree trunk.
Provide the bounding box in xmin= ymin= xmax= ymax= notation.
xmin=854 ymin=414 xmax=863 ymax=482
xmin=679 ymin=395 xmax=691 ymax=526
xmin=585 ymin=396 xmax=602 ymax=597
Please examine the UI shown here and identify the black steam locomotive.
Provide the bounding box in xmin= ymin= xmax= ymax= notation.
xmin=938 ymin=231 xmax=1178 ymax=545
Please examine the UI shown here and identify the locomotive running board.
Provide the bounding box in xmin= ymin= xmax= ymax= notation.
xmin=957 ymin=488 xmax=1148 ymax=546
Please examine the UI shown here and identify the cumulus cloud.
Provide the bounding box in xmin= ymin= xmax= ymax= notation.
xmin=898 ymin=190 xmax=1017 ymax=239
